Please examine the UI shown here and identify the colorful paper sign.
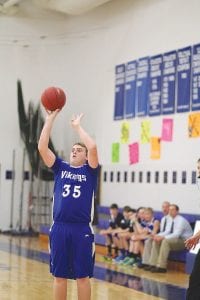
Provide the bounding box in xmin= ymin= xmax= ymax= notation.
xmin=121 ymin=121 xmax=130 ymax=144
xmin=111 ymin=143 xmax=120 ymax=163
xmin=161 ymin=118 xmax=173 ymax=141
xmin=129 ymin=142 xmax=139 ymax=164
xmin=188 ymin=113 xmax=200 ymax=137
xmin=141 ymin=120 xmax=151 ymax=144
xmin=150 ymin=137 xmax=161 ymax=159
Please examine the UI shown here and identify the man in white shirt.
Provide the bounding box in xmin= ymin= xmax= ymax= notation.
xmin=146 ymin=204 xmax=193 ymax=273
xmin=139 ymin=201 xmax=170 ymax=269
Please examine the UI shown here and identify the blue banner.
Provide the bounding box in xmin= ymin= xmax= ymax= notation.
xmin=149 ymin=55 xmax=162 ymax=116
xmin=162 ymin=51 xmax=177 ymax=114
xmin=177 ymin=46 xmax=192 ymax=113
xmin=114 ymin=64 xmax=125 ymax=120
xmin=136 ymin=57 xmax=149 ymax=117
xmin=192 ymin=44 xmax=200 ymax=111
xmin=125 ymin=61 xmax=137 ymax=118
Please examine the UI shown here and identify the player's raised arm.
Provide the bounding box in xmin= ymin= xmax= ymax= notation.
xmin=71 ymin=113 xmax=98 ymax=168
xmin=38 ymin=110 xmax=59 ymax=168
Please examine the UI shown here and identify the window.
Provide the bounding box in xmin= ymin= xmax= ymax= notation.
xmin=163 ymin=171 xmax=168 ymax=183
xmin=192 ymin=171 xmax=196 ymax=184
xmin=110 ymin=171 xmax=114 ymax=182
xmin=172 ymin=171 xmax=177 ymax=184
xmin=117 ymin=171 xmax=121 ymax=182
xmin=146 ymin=171 xmax=151 ymax=183
xmin=131 ymin=172 xmax=135 ymax=182
xmin=103 ymin=171 xmax=107 ymax=182
xmin=124 ymin=171 xmax=128 ymax=182
xmin=182 ymin=171 xmax=187 ymax=184
xmin=155 ymin=171 xmax=159 ymax=183
xmin=139 ymin=171 xmax=143 ymax=183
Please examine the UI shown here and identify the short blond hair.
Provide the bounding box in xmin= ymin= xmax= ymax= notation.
xmin=73 ymin=142 xmax=88 ymax=155
xmin=144 ymin=207 xmax=154 ymax=215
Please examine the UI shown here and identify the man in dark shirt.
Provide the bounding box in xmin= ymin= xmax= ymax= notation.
xmin=185 ymin=158 xmax=200 ymax=299
xmin=99 ymin=203 xmax=123 ymax=259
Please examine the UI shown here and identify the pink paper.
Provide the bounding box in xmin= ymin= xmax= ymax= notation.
xmin=129 ymin=142 xmax=139 ymax=164
xmin=161 ymin=118 xmax=173 ymax=141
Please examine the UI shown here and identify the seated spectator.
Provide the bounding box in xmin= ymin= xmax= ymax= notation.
xmin=113 ymin=207 xmax=136 ymax=262
xmin=122 ymin=207 xmax=160 ymax=266
xmin=145 ymin=204 xmax=193 ymax=273
xmin=136 ymin=207 xmax=146 ymax=224
xmin=99 ymin=203 xmax=123 ymax=259
xmin=139 ymin=201 xmax=170 ymax=269
xmin=113 ymin=207 xmax=143 ymax=264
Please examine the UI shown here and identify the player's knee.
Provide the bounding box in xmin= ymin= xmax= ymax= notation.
xmin=76 ymin=277 xmax=89 ymax=285
xmin=54 ymin=277 xmax=67 ymax=285
xmin=161 ymin=239 xmax=168 ymax=246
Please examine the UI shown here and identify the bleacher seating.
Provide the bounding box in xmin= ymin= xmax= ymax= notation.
xmin=39 ymin=205 xmax=200 ymax=270
xmin=95 ymin=205 xmax=200 ymax=264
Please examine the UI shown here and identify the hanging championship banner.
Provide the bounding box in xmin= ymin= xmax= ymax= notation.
xmin=162 ymin=51 xmax=177 ymax=114
xmin=125 ymin=60 xmax=137 ymax=118
xmin=192 ymin=44 xmax=200 ymax=111
xmin=114 ymin=64 xmax=125 ymax=120
xmin=149 ymin=54 xmax=163 ymax=116
xmin=136 ymin=57 xmax=149 ymax=117
xmin=177 ymin=46 xmax=192 ymax=113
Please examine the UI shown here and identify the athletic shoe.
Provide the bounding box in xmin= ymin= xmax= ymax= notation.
xmin=137 ymin=263 xmax=148 ymax=269
xmin=132 ymin=258 xmax=142 ymax=267
xmin=151 ymin=267 xmax=167 ymax=273
xmin=103 ymin=255 xmax=113 ymax=262
xmin=118 ymin=256 xmax=130 ymax=264
xmin=122 ymin=257 xmax=135 ymax=266
xmin=113 ymin=254 xmax=126 ymax=263
xmin=144 ymin=265 xmax=154 ymax=271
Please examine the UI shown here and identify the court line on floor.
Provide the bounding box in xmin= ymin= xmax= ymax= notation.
xmin=0 ymin=237 xmax=187 ymax=300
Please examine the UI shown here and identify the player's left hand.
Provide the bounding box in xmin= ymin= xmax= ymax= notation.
xmin=71 ymin=113 xmax=84 ymax=129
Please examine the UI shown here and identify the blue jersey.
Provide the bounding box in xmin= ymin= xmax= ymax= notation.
xmin=51 ymin=157 xmax=99 ymax=224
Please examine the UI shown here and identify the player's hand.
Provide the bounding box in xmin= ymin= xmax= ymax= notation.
xmin=45 ymin=109 xmax=60 ymax=121
xmin=71 ymin=113 xmax=84 ymax=130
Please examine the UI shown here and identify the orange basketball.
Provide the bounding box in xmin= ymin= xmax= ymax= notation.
xmin=41 ymin=87 xmax=66 ymax=111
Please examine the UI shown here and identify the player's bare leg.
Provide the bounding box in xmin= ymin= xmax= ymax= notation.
xmin=53 ymin=277 xmax=67 ymax=300
xmin=77 ymin=277 xmax=91 ymax=300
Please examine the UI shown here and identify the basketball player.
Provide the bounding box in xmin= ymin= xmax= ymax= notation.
xmin=38 ymin=109 xmax=99 ymax=300
xmin=185 ymin=158 xmax=200 ymax=300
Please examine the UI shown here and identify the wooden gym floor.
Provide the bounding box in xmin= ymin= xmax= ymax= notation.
xmin=0 ymin=234 xmax=189 ymax=300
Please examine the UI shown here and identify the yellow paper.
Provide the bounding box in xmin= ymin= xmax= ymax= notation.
xmin=141 ymin=120 xmax=151 ymax=144
xmin=121 ymin=122 xmax=130 ymax=144
xmin=150 ymin=137 xmax=161 ymax=159
xmin=188 ymin=113 xmax=200 ymax=137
